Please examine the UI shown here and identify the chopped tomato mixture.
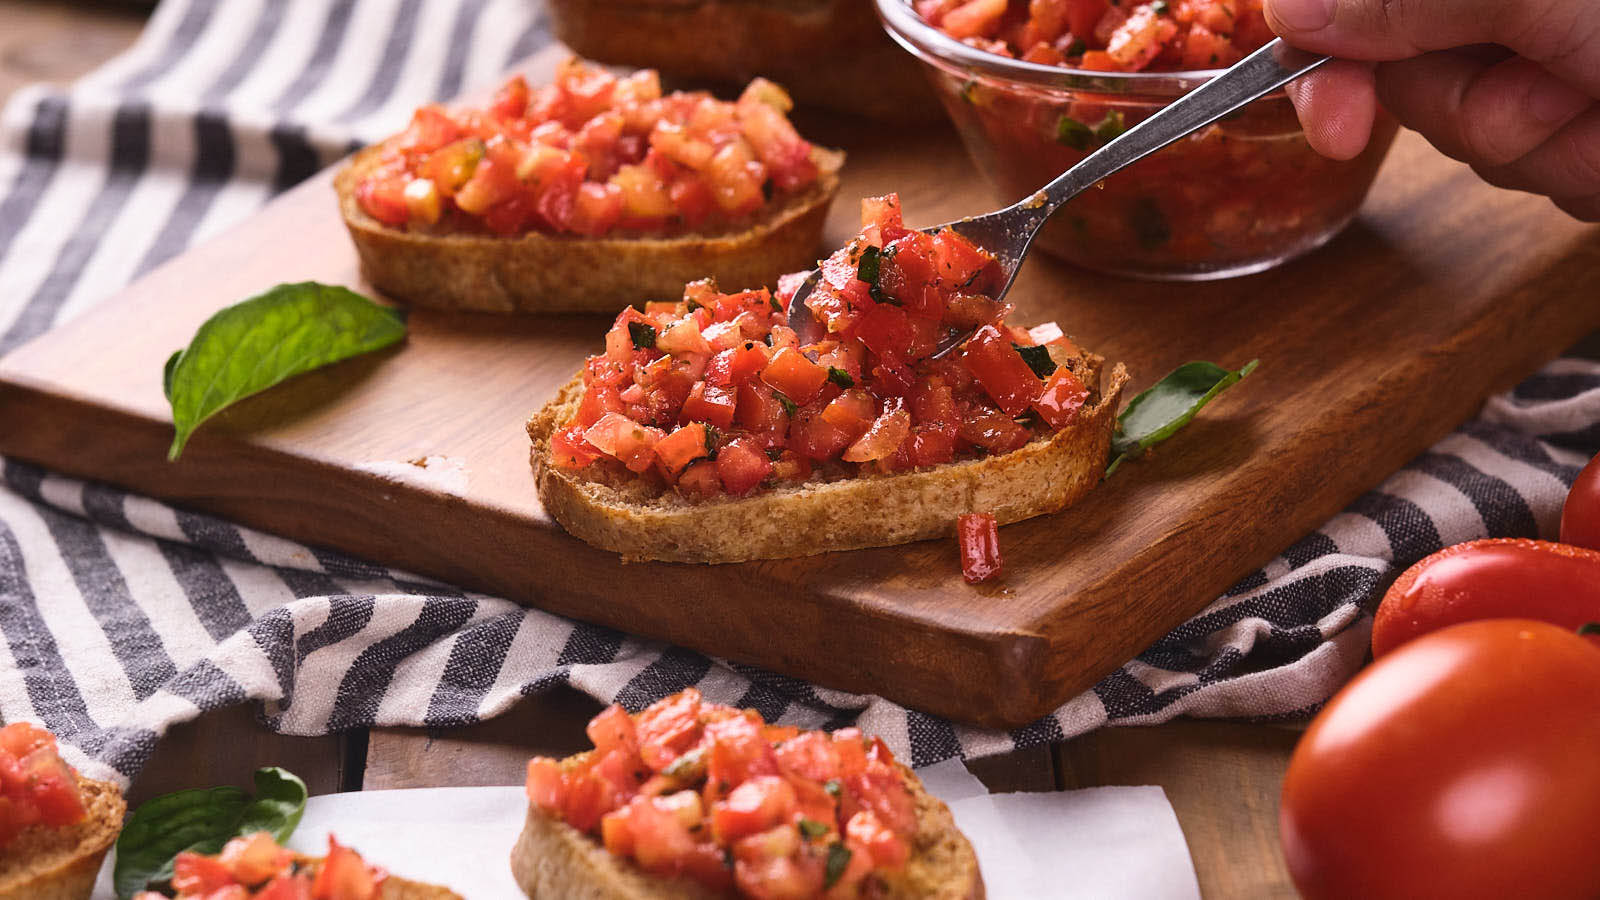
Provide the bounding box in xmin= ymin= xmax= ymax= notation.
xmin=919 ymin=0 xmax=1274 ymax=72
xmin=957 ymin=512 xmax=1003 ymax=583
xmin=355 ymin=59 xmax=822 ymax=237
xmin=525 ymin=688 xmax=917 ymax=898
xmin=552 ymin=193 xmax=1092 ymax=499
xmin=0 ymin=722 xmax=86 ymax=849
xmin=138 ymin=833 xmax=386 ymax=900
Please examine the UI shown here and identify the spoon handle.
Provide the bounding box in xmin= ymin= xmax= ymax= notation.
xmin=1029 ymin=38 xmax=1329 ymax=225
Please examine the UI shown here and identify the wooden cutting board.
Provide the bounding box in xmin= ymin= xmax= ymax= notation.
xmin=3 ymin=119 xmax=1597 ymax=728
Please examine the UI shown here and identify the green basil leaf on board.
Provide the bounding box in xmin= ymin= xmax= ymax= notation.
xmin=1106 ymin=359 xmax=1258 ymax=477
xmin=113 ymin=767 xmax=308 ymax=899
xmin=164 ymin=282 xmax=407 ymax=460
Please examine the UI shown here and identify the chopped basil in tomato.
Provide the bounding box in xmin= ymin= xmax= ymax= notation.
xmin=824 ymin=842 xmax=854 ymax=888
xmin=1014 ymin=343 xmax=1058 ymax=379
xmin=827 ymin=367 xmax=855 ymax=388
xmin=628 ymin=321 xmax=657 ymax=349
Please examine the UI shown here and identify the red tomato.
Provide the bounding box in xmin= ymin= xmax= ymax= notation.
xmin=550 ymin=425 xmax=602 ymax=470
xmin=254 ymin=875 xmax=315 ymax=900
xmin=680 ymin=382 xmax=737 ymax=431
xmin=712 ymin=776 xmax=798 ymax=844
xmin=1033 ymin=367 xmax=1088 ymax=429
xmin=311 ymin=837 xmax=380 ymax=900
xmin=1560 ymin=451 xmax=1600 ymax=551
xmin=1371 ymin=539 xmax=1600 ymax=656
xmin=715 ymin=437 xmax=773 ymax=496
xmin=957 ymin=513 xmax=1002 ymax=583
xmin=173 ymin=852 xmax=237 ymax=894
xmin=635 ymin=689 xmax=704 ymax=771
xmin=761 ymin=348 xmax=829 ymax=406
xmin=654 ymin=423 xmax=710 ymax=478
xmin=1280 ymin=619 xmax=1600 ymax=900
xmin=676 ymin=460 xmax=723 ymax=500
xmin=525 ymin=757 xmax=565 ymax=812
xmin=960 ymin=325 xmax=1043 ymax=417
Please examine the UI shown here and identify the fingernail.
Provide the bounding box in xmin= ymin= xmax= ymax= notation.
xmin=1268 ymin=0 xmax=1336 ymax=32
xmin=1527 ymin=74 xmax=1588 ymax=125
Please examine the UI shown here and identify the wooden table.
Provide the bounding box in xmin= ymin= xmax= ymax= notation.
xmin=6 ymin=4 xmax=1595 ymax=898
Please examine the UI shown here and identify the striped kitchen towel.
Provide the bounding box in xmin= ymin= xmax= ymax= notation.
xmin=2 ymin=0 xmax=1598 ymax=784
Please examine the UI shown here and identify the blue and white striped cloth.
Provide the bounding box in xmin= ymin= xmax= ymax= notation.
xmin=1 ymin=0 xmax=1597 ymax=785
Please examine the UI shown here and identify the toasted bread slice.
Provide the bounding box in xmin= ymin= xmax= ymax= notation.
xmin=527 ymin=349 xmax=1127 ymax=563
xmin=336 ymin=145 xmax=844 ymax=314
xmin=374 ymin=873 xmax=463 ymax=899
xmin=546 ymin=0 xmax=942 ymax=123
xmin=509 ymin=754 xmax=983 ymax=899
xmin=0 ymin=777 xmax=124 ymax=900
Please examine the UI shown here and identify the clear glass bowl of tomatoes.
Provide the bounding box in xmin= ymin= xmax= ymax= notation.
xmin=877 ymin=0 xmax=1399 ymax=280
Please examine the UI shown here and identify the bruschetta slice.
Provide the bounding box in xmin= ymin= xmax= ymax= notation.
xmin=526 ymin=193 xmax=1127 ymax=563
xmin=337 ymin=59 xmax=844 ymax=314
xmin=137 ymin=832 xmax=462 ymax=900
xmin=510 ymin=688 xmax=984 ymax=899
xmin=0 ymin=723 xmax=124 ymax=900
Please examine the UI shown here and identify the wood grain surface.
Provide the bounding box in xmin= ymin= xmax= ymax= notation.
xmin=2 ymin=88 xmax=1598 ymax=727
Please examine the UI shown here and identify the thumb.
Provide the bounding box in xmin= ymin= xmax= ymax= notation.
xmin=1264 ymin=0 xmax=1600 ymax=96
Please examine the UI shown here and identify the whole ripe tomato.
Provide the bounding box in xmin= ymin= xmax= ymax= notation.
xmin=1280 ymin=619 xmax=1600 ymax=900
xmin=1371 ymin=538 xmax=1600 ymax=656
xmin=1560 ymin=450 xmax=1600 ymax=551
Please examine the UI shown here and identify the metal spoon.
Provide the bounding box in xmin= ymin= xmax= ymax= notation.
xmin=787 ymin=37 xmax=1330 ymax=353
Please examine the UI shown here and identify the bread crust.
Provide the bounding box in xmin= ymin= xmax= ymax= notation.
xmin=546 ymin=0 xmax=942 ymax=123
xmin=527 ymin=353 xmax=1128 ymax=564
xmin=335 ymin=145 xmax=844 ymax=314
xmin=509 ymin=758 xmax=983 ymax=899
xmin=0 ymin=777 xmax=124 ymax=900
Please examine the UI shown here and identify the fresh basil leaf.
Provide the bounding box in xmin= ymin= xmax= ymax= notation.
xmin=113 ymin=767 xmax=309 ymax=899
xmin=824 ymin=779 xmax=842 ymax=797
xmin=162 ymin=350 xmax=182 ymax=402
xmin=827 ymin=367 xmax=855 ymax=388
xmin=234 ymin=768 xmax=307 ymax=843
xmin=1014 ymin=343 xmax=1057 ymax=379
xmin=164 ymin=282 xmax=406 ymax=460
xmin=1106 ymin=359 xmax=1258 ymax=477
xmin=824 ymin=842 xmax=853 ymax=888
xmin=857 ymin=245 xmax=882 ymax=286
xmin=1055 ymin=115 xmax=1094 ymax=151
xmin=1579 ymin=622 xmax=1600 ymax=636
xmin=629 ymin=320 xmax=657 ymax=349
xmin=774 ymin=392 xmax=799 ymax=416
xmin=798 ymin=818 xmax=829 ymax=839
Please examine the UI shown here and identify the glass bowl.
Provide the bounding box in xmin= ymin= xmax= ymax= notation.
xmin=875 ymin=0 xmax=1399 ymax=281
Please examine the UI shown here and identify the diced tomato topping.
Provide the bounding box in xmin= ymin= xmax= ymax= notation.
xmin=0 ymin=723 xmax=85 ymax=849
xmin=924 ymin=0 xmax=1269 ymax=74
xmin=716 ymin=437 xmax=773 ymax=496
xmin=961 ymin=324 xmax=1045 ymax=417
xmin=957 ymin=512 xmax=1003 ymax=583
xmin=554 ymin=196 xmax=1097 ymax=511
xmin=654 ymin=423 xmax=711 ymax=478
xmin=526 ymin=757 xmax=566 ymax=812
xmin=173 ymin=852 xmax=238 ymax=894
xmin=713 ymin=776 xmax=798 ymax=844
xmin=357 ymin=60 xmax=820 ymax=235
xmin=761 ymin=348 xmax=829 ymax=406
xmin=680 ymin=381 xmax=738 ymax=431
xmin=1035 ymin=367 xmax=1090 ymax=428
xmin=529 ymin=691 xmax=917 ymax=898
xmin=311 ymin=837 xmax=380 ymax=900
xmin=636 ymin=688 xmax=705 ymax=771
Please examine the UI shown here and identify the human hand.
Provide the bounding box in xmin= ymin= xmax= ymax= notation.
xmin=1264 ymin=0 xmax=1600 ymax=219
